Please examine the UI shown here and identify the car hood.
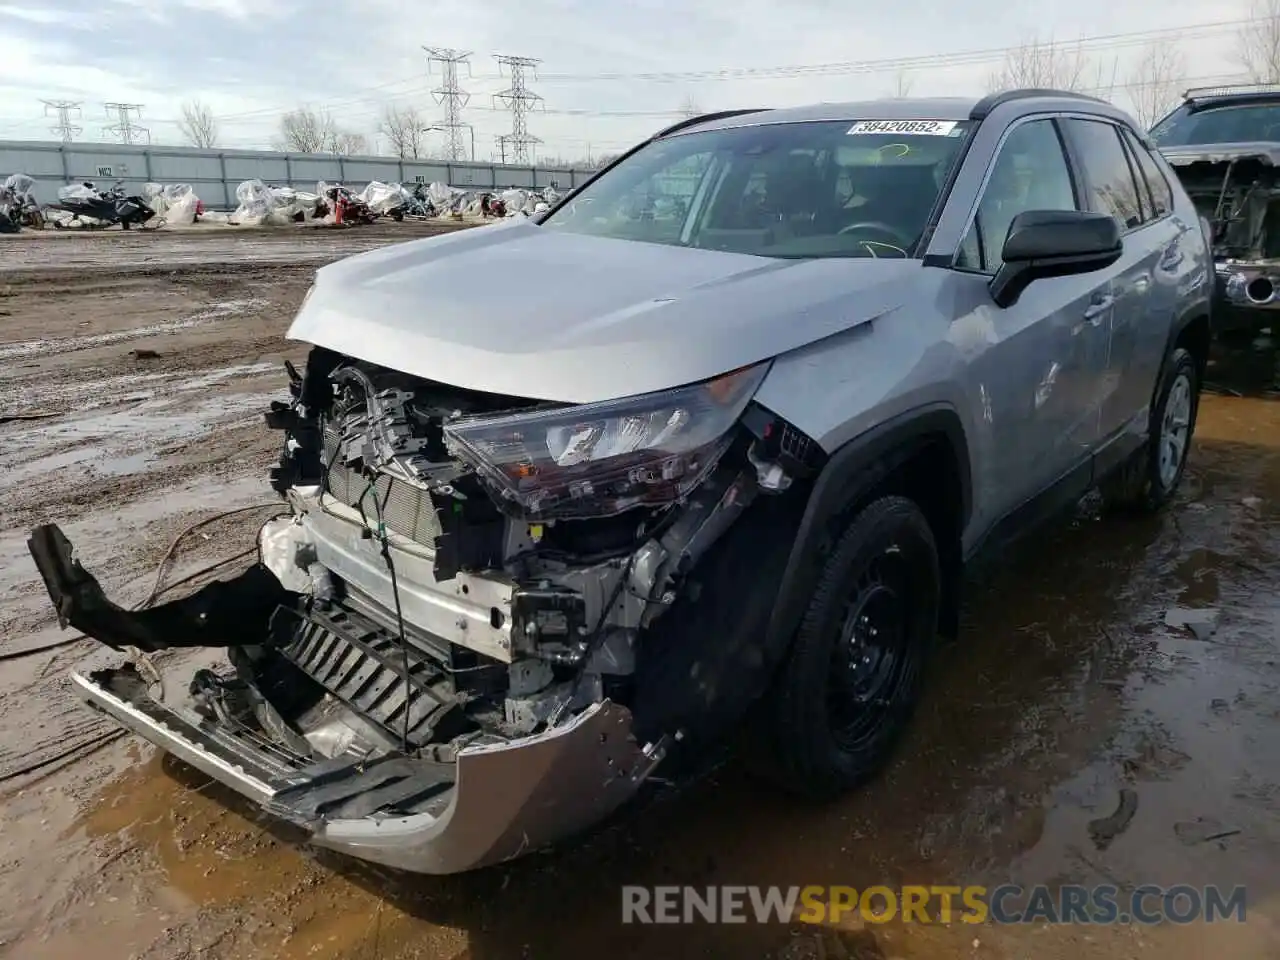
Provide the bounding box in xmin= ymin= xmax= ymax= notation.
xmin=288 ymin=218 xmax=919 ymax=404
xmin=1159 ymin=141 xmax=1280 ymax=166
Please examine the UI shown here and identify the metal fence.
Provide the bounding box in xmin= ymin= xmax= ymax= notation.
xmin=0 ymin=140 xmax=597 ymax=209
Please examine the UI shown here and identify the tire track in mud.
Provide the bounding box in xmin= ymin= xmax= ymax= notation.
xmin=0 ymin=299 xmax=268 ymax=363
xmin=0 ymin=220 xmax=471 ymax=274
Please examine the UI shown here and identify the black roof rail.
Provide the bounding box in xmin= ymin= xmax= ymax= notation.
xmin=654 ymin=108 xmax=770 ymax=138
xmin=969 ymin=88 xmax=1108 ymax=120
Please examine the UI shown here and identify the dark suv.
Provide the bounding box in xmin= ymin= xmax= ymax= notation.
xmin=1153 ymin=83 xmax=1280 ymax=330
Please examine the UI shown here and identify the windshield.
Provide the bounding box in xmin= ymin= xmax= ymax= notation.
xmin=1151 ymin=101 xmax=1280 ymax=146
xmin=540 ymin=119 xmax=974 ymax=258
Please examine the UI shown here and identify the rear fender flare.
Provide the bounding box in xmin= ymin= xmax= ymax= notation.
xmin=1156 ymin=303 xmax=1211 ymax=405
xmin=762 ymin=404 xmax=972 ymax=660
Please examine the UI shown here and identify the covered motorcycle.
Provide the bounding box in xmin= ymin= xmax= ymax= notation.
xmin=1 ymin=174 xmax=44 ymax=230
xmin=46 ymin=181 xmax=156 ymax=230
xmin=317 ymin=182 xmax=376 ymax=225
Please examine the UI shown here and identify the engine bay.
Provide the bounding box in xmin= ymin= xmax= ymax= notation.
xmin=249 ymin=347 xmax=819 ymax=749
xmin=1172 ymin=153 xmax=1280 ymax=262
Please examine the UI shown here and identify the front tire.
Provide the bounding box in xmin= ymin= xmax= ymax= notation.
xmin=759 ymin=495 xmax=939 ymax=799
xmin=1104 ymin=346 xmax=1199 ymax=512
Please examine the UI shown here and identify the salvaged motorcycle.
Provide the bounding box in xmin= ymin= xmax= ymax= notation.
xmin=0 ymin=174 xmax=44 ymax=231
xmin=45 ymin=181 xmax=157 ymax=230
xmin=318 ymin=183 xmax=376 ymax=225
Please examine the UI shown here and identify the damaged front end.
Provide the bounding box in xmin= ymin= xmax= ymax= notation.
xmin=1162 ymin=144 xmax=1280 ymax=318
xmin=30 ymin=345 xmax=822 ymax=874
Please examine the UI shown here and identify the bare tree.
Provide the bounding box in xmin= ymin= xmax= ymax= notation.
xmin=1126 ymin=39 xmax=1188 ymax=128
xmin=329 ymin=131 xmax=368 ymax=156
xmin=177 ymin=99 xmax=218 ymax=148
xmin=276 ymin=107 xmax=335 ymax=153
xmin=987 ymin=37 xmax=1089 ymax=92
xmin=1238 ymin=0 xmax=1280 ymax=83
xmin=888 ymin=71 xmax=914 ymax=98
xmin=679 ymin=93 xmax=702 ymax=118
xmin=379 ymin=104 xmax=428 ymax=159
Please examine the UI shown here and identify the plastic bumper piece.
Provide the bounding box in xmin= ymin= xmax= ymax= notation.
xmin=71 ymin=667 xmax=657 ymax=874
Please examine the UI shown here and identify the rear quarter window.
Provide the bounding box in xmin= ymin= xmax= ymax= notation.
xmin=1120 ymin=127 xmax=1173 ymax=218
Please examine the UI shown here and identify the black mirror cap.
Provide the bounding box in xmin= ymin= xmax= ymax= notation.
xmin=1002 ymin=209 xmax=1122 ymax=263
xmin=990 ymin=209 xmax=1124 ymax=307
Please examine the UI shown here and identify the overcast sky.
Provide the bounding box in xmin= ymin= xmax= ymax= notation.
xmin=0 ymin=0 xmax=1262 ymax=163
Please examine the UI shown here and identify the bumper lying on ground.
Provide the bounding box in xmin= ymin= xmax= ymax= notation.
xmin=72 ymin=667 xmax=658 ymax=874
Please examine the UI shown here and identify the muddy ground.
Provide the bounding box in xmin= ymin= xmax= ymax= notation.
xmin=0 ymin=226 xmax=1278 ymax=960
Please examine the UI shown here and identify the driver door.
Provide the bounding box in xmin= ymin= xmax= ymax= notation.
xmin=953 ymin=117 xmax=1115 ymax=525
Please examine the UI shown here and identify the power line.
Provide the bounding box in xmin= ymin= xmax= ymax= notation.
xmin=137 ymin=15 xmax=1260 ymax=130
xmin=40 ymin=100 xmax=82 ymax=141
xmin=102 ymin=102 xmax=150 ymax=145
xmin=493 ymin=54 xmax=543 ymax=164
xmin=530 ymin=18 xmax=1253 ymax=83
xmin=425 ymin=47 xmax=475 ymax=161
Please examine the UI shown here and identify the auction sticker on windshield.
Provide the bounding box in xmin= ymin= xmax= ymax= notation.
xmin=847 ymin=120 xmax=958 ymax=136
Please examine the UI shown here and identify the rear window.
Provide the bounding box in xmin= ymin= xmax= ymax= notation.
xmin=1151 ymin=102 xmax=1280 ymax=145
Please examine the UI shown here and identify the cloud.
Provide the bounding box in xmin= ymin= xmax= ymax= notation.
xmin=0 ymin=0 xmax=1259 ymax=161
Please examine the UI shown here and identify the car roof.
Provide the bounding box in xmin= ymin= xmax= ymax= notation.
xmin=1180 ymin=84 xmax=1280 ymax=111
xmin=672 ymin=90 xmax=1120 ymax=136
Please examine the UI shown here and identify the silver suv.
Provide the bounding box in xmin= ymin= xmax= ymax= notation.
xmin=30 ymin=90 xmax=1212 ymax=875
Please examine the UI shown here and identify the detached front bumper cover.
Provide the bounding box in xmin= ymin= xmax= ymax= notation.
xmin=73 ymin=666 xmax=659 ymax=874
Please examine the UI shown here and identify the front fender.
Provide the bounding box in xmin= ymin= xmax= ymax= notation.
xmin=763 ymin=403 xmax=971 ymax=656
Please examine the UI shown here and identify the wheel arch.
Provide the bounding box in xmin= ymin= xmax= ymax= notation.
xmin=763 ymin=403 xmax=973 ymax=660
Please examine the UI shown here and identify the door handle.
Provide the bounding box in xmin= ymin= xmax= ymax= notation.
xmin=1083 ymin=294 xmax=1115 ymax=324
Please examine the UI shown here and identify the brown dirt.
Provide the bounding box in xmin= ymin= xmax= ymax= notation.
xmin=0 ymin=230 xmax=1278 ymax=960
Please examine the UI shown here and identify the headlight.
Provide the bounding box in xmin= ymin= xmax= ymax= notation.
xmin=443 ymin=363 xmax=769 ymax=520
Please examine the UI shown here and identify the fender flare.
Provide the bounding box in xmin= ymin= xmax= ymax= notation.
xmin=762 ymin=404 xmax=972 ymax=657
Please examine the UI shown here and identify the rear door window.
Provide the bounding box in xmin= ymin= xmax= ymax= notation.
xmin=1120 ymin=127 xmax=1173 ymax=218
xmin=1062 ymin=119 xmax=1146 ymax=231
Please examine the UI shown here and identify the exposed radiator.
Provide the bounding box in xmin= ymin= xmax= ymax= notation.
xmin=323 ymin=425 xmax=443 ymax=549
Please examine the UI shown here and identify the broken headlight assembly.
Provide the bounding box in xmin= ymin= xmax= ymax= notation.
xmin=442 ymin=363 xmax=769 ymax=520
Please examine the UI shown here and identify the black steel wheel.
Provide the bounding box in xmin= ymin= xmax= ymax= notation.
xmin=760 ymin=495 xmax=939 ymax=798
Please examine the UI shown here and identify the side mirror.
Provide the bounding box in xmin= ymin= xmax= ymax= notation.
xmin=989 ymin=210 xmax=1122 ymax=308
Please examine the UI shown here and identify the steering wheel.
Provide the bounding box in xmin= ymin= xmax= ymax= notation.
xmin=837 ymin=220 xmax=911 ymax=248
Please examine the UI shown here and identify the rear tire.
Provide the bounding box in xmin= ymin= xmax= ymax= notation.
xmin=1103 ymin=346 xmax=1199 ymax=513
xmin=757 ymin=495 xmax=939 ymax=799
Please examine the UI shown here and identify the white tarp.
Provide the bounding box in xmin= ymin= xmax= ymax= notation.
xmin=3 ymin=173 xmax=35 ymax=200
xmin=357 ymin=180 xmax=410 ymax=216
xmin=499 ymin=189 xmax=528 ymax=216
xmin=144 ymin=182 xmax=200 ymax=225
xmin=230 ymin=179 xmax=319 ymax=226
xmin=1 ymin=174 xmax=37 ymax=222
xmin=58 ymin=183 xmax=99 ymax=202
xmin=427 ymin=182 xmax=460 ymax=209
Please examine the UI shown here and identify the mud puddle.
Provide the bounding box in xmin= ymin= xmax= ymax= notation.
xmin=0 ymin=390 xmax=278 ymax=486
